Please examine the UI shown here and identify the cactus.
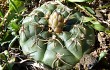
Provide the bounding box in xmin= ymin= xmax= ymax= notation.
xmin=19 ymin=1 xmax=95 ymax=69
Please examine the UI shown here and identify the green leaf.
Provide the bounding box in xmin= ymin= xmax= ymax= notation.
xmin=9 ymin=0 xmax=19 ymax=13
xmin=9 ymin=0 xmax=25 ymax=13
xmin=3 ymin=50 xmax=10 ymax=58
xmin=0 ymin=9 xmax=4 ymax=18
xmin=8 ymin=19 xmax=20 ymax=32
xmin=84 ymin=6 xmax=95 ymax=15
xmin=105 ymin=29 xmax=110 ymax=34
xmin=0 ymin=53 xmax=7 ymax=61
xmin=82 ymin=16 xmax=94 ymax=22
xmin=67 ymin=0 xmax=94 ymax=2
xmin=98 ymin=51 xmax=107 ymax=61
xmin=91 ymin=21 xmax=106 ymax=31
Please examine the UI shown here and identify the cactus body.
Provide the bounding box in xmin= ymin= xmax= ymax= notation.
xmin=19 ymin=1 xmax=95 ymax=69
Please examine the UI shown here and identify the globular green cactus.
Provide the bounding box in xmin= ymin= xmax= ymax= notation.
xmin=19 ymin=1 xmax=95 ymax=69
